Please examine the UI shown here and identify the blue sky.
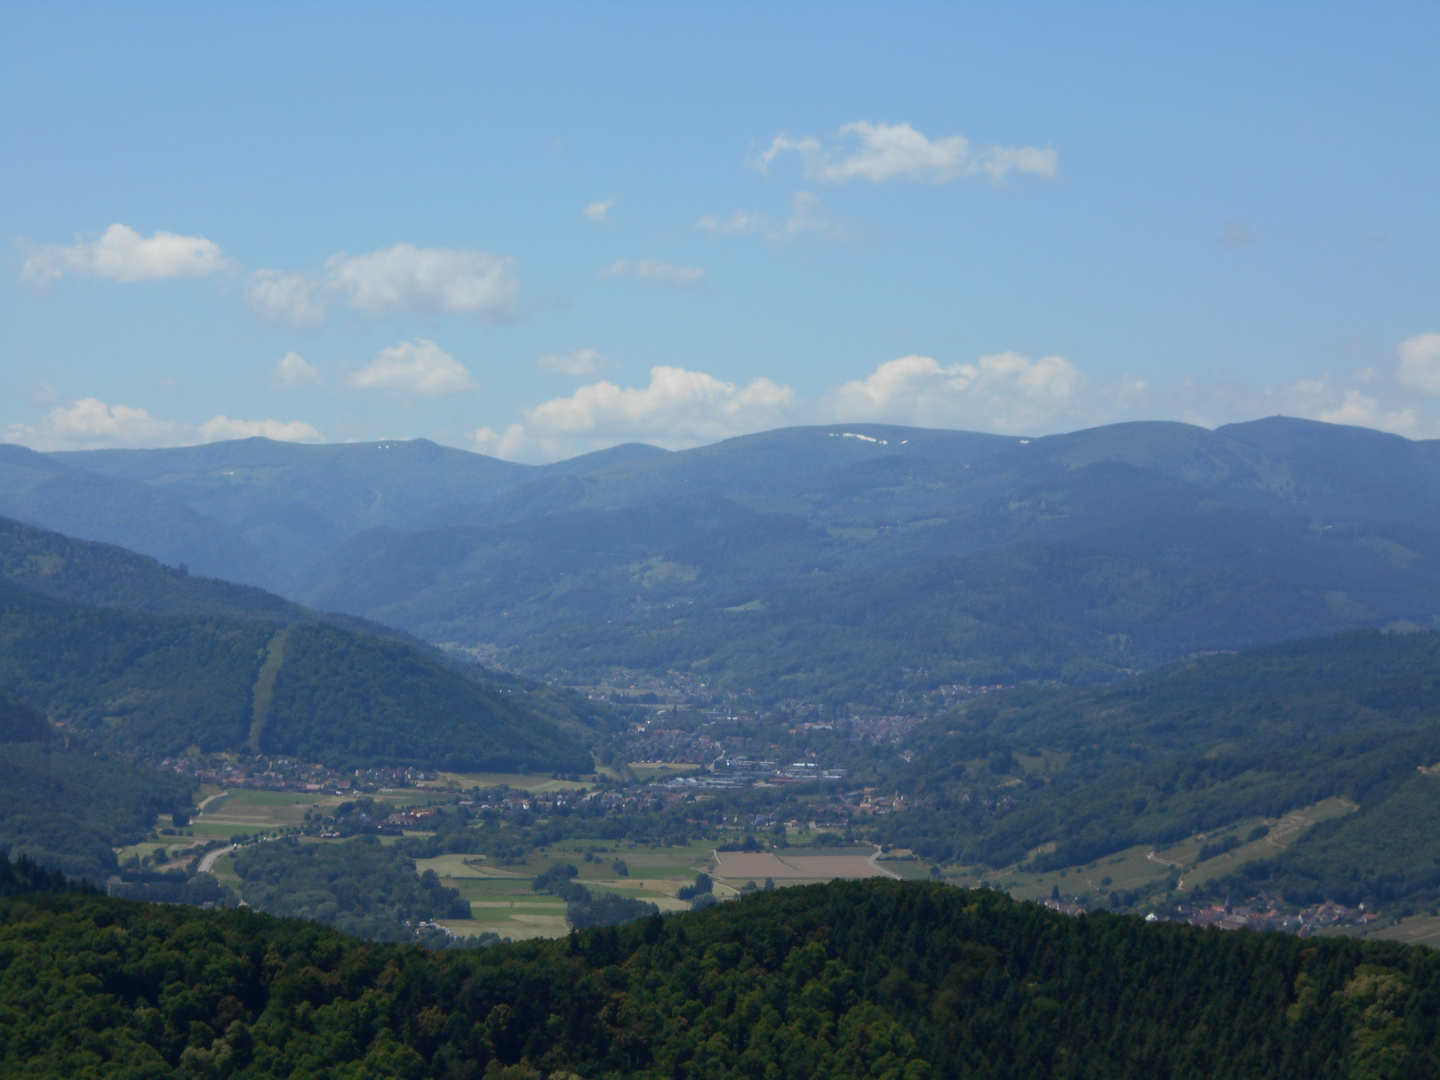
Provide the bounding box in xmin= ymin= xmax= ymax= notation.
xmin=2 ymin=2 xmax=1436 ymax=460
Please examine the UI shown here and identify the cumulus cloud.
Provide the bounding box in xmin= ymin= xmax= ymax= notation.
xmin=698 ymin=209 xmax=765 ymax=235
xmin=470 ymin=423 xmax=531 ymax=460
xmin=583 ymin=197 xmax=616 ymax=224
xmin=822 ymin=352 xmax=1083 ymax=431
xmin=757 ymin=121 xmax=1058 ymax=185
xmin=599 ymin=258 xmax=707 ymax=288
xmin=273 ymin=351 xmax=322 ymax=389
xmin=1 ymin=398 xmax=325 ymax=450
xmin=464 ymin=332 xmax=1440 ymax=464
xmin=1396 ymin=332 xmax=1440 ymax=396
xmin=347 ymin=339 xmax=474 ymax=395
xmin=470 ymin=365 xmax=794 ymax=461
xmin=538 ymin=348 xmax=608 ymax=377
xmin=247 ymin=270 xmax=329 ymax=331
xmin=16 ymin=398 xmax=189 ymax=448
xmin=698 ymin=192 xmax=843 ymax=241
xmin=20 ymin=224 xmax=233 ymax=285
xmin=327 ymin=243 xmax=520 ymax=322
xmin=246 ymin=243 xmax=522 ymax=329
xmin=199 ymin=416 xmax=326 ymax=443
xmin=1311 ymin=390 xmax=1417 ymax=433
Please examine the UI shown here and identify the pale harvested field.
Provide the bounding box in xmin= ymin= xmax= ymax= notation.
xmin=714 ymin=850 xmax=895 ymax=881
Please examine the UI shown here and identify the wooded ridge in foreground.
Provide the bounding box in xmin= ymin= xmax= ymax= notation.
xmin=3 ymin=861 xmax=1439 ymax=1079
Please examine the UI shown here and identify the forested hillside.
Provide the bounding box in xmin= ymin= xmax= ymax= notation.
xmin=11 ymin=417 xmax=1435 ymax=701
xmin=0 ymin=692 xmax=193 ymax=879
xmin=0 ymin=579 xmax=595 ymax=771
xmin=882 ymin=630 xmax=1440 ymax=912
xmin=5 ymin=867 xmax=1440 ymax=1079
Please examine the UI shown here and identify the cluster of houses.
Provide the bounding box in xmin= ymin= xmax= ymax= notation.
xmin=1043 ymin=894 xmax=1381 ymax=936
xmin=156 ymin=755 xmax=441 ymax=794
xmin=1174 ymin=898 xmax=1379 ymax=934
xmin=157 ymin=756 xmax=351 ymax=792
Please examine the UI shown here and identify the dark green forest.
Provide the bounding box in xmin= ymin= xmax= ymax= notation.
xmin=5 ymin=860 xmax=1440 ymax=1079
xmin=232 ymin=837 xmax=472 ymax=942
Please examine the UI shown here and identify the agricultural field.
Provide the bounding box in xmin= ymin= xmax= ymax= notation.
xmin=422 ymin=838 xmax=714 ymax=940
xmin=430 ymin=772 xmax=597 ymax=793
xmin=411 ymin=836 xmax=937 ymax=941
xmin=711 ymin=847 xmax=897 ymax=885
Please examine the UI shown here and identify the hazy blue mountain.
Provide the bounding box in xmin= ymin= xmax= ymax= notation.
xmin=292 ymin=418 xmax=1440 ymax=698
xmin=0 ymin=444 xmax=279 ymax=587
xmin=52 ymin=437 xmax=532 ymax=578
xmin=9 ymin=417 xmax=1440 ymax=700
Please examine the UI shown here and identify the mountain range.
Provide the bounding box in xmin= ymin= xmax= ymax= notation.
xmin=7 ymin=416 xmax=1438 ymax=701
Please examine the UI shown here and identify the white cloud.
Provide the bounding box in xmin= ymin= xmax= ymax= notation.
xmin=325 ymin=243 xmax=520 ymax=322
xmin=245 ymin=243 xmax=521 ymax=327
xmin=247 ymin=270 xmax=329 ymax=331
xmin=11 ymin=398 xmax=188 ymax=448
xmin=821 ymin=352 xmax=1082 ymax=431
xmin=273 ymin=351 xmax=322 ymax=389
xmin=698 ymin=192 xmax=843 ymax=241
xmin=538 ymin=348 xmax=608 ymax=377
xmin=757 ymin=121 xmax=1058 ymax=185
xmin=464 ymin=335 xmax=1440 ymax=464
xmin=199 ymin=416 xmax=326 ymax=443
xmin=20 ymin=224 xmax=234 ymax=284
xmin=1311 ymin=390 xmax=1417 ymax=434
xmin=583 ymin=197 xmax=616 ymax=224
xmin=599 ymin=258 xmax=707 ymax=288
xmin=471 ymin=365 xmax=794 ymax=461
xmin=347 ymin=339 xmax=475 ymax=395
xmin=470 ymin=423 xmax=531 ymax=460
xmin=1 ymin=397 xmax=327 ymax=450
xmin=698 ymin=210 xmax=765 ymax=235
xmin=784 ymin=191 xmax=843 ymax=237
xmin=1396 ymin=332 xmax=1440 ymax=396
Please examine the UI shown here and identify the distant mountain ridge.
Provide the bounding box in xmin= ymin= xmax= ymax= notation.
xmin=6 ymin=417 xmax=1440 ymax=700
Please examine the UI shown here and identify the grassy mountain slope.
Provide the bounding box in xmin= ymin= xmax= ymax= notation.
xmin=7 ymin=870 xmax=1440 ymax=1078
xmin=882 ymin=630 xmax=1440 ymax=911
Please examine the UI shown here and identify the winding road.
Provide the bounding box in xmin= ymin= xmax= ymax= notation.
xmin=197 ymin=844 xmax=236 ymax=874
